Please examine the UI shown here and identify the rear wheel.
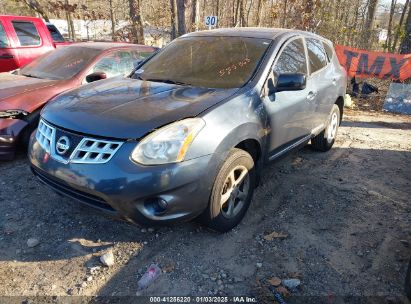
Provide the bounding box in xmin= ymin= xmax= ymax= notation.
xmin=311 ymin=104 xmax=340 ymax=152
xmin=201 ymin=148 xmax=255 ymax=232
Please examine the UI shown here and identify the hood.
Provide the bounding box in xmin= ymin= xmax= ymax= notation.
xmin=43 ymin=78 xmax=238 ymax=139
xmin=0 ymin=73 xmax=60 ymax=103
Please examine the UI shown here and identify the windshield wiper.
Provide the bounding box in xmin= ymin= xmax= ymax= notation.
xmin=144 ymin=78 xmax=192 ymax=86
xmin=22 ymin=73 xmax=40 ymax=79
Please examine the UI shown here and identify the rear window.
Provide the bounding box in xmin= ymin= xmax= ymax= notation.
xmin=306 ymin=38 xmax=328 ymax=74
xmin=12 ymin=21 xmax=41 ymax=46
xmin=0 ymin=22 xmax=10 ymax=48
xmin=47 ymin=24 xmax=65 ymax=43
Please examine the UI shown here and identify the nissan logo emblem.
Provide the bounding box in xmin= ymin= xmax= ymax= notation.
xmin=56 ymin=136 xmax=70 ymax=155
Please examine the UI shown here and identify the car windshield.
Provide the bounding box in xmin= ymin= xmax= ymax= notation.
xmin=135 ymin=36 xmax=271 ymax=89
xmin=20 ymin=46 xmax=101 ymax=80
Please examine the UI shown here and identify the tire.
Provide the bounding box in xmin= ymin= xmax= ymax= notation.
xmin=19 ymin=110 xmax=41 ymax=148
xmin=201 ymin=148 xmax=256 ymax=232
xmin=311 ymin=104 xmax=340 ymax=152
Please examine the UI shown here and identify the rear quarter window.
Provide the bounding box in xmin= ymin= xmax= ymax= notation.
xmin=12 ymin=21 xmax=41 ymax=46
xmin=306 ymin=38 xmax=328 ymax=74
xmin=0 ymin=22 xmax=10 ymax=48
xmin=323 ymin=42 xmax=335 ymax=61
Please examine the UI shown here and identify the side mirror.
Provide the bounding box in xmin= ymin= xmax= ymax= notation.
xmin=86 ymin=72 xmax=107 ymax=83
xmin=276 ymin=73 xmax=306 ymax=92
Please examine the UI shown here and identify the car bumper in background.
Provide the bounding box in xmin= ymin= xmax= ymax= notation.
xmin=29 ymin=135 xmax=216 ymax=226
xmin=0 ymin=119 xmax=28 ymax=160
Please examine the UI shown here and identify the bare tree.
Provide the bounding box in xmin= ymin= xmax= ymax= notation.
xmin=109 ymin=0 xmax=116 ymax=41
xmin=20 ymin=0 xmax=50 ymax=22
xmin=385 ymin=0 xmax=396 ymax=51
xmin=392 ymin=0 xmax=410 ymax=52
xmin=255 ymin=0 xmax=262 ymax=26
xmin=176 ymin=0 xmax=186 ymax=35
xmin=128 ymin=0 xmax=144 ymax=44
xmin=361 ymin=0 xmax=379 ymax=49
xmin=400 ymin=2 xmax=411 ymax=53
xmin=191 ymin=0 xmax=200 ymax=31
xmin=170 ymin=0 xmax=177 ymax=39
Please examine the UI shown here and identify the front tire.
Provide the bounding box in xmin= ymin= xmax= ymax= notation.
xmin=311 ymin=104 xmax=340 ymax=152
xmin=201 ymin=148 xmax=256 ymax=232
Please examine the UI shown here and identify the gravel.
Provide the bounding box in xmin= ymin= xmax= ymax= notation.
xmin=0 ymin=110 xmax=410 ymax=303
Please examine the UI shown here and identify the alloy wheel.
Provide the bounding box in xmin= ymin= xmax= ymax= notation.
xmin=327 ymin=112 xmax=338 ymax=143
xmin=220 ymin=165 xmax=250 ymax=219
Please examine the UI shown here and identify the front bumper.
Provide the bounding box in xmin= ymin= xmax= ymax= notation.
xmin=29 ymin=134 xmax=216 ymax=226
xmin=0 ymin=119 xmax=28 ymax=160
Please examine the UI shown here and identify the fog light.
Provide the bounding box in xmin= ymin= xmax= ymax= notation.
xmin=144 ymin=197 xmax=168 ymax=215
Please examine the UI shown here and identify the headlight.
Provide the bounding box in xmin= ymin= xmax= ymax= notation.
xmin=131 ymin=118 xmax=205 ymax=165
xmin=0 ymin=109 xmax=29 ymax=119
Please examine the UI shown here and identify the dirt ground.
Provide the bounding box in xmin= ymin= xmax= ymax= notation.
xmin=0 ymin=109 xmax=410 ymax=304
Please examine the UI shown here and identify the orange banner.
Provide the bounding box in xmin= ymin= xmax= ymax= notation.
xmin=335 ymin=45 xmax=411 ymax=81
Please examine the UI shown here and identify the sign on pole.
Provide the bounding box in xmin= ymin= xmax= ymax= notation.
xmin=205 ymin=16 xmax=218 ymax=30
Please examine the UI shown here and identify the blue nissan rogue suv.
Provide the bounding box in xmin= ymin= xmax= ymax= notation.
xmin=29 ymin=28 xmax=346 ymax=232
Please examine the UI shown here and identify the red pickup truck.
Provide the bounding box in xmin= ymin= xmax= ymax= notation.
xmin=0 ymin=15 xmax=69 ymax=73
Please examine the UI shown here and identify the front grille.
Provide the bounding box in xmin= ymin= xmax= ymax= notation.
xmin=71 ymin=138 xmax=122 ymax=164
xmin=35 ymin=119 xmax=123 ymax=164
xmin=36 ymin=120 xmax=55 ymax=154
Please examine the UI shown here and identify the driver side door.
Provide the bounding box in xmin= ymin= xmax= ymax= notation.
xmin=262 ymin=37 xmax=315 ymax=158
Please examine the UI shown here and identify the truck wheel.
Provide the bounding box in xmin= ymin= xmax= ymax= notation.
xmin=311 ymin=104 xmax=340 ymax=152
xmin=201 ymin=148 xmax=256 ymax=232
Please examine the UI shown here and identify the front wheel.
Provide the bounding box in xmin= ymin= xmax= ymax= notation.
xmin=311 ymin=104 xmax=340 ymax=152
xmin=201 ymin=148 xmax=256 ymax=232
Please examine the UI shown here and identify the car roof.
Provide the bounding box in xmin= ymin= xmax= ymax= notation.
xmin=66 ymin=42 xmax=153 ymax=51
xmin=183 ymin=27 xmax=330 ymax=43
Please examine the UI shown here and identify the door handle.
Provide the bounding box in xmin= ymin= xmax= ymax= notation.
xmin=0 ymin=54 xmax=14 ymax=59
xmin=307 ymin=91 xmax=316 ymax=101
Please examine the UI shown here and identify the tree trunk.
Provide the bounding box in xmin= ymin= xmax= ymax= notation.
xmin=239 ymin=0 xmax=246 ymax=26
xmin=400 ymin=3 xmax=411 ymax=54
xmin=392 ymin=0 xmax=409 ymax=52
xmin=190 ymin=0 xmax=199 ymax=31
xmin=281 ymin=0 xmax=287 ymax=28
xmin=176 ymin=0 xmax=186 ymax=36
xmin=361 ymin=0 xmax=379 ymax=49
xmin=128 ymin=0 xmax=144 ymax=44
xmin=234 ymin=0 xmax=240 ymax=26
xmin=385 ymin=0 xmax=396 ymax=51
xmin=109 ymin=0 xmax=116 ymax=41
xmin=255 ymin=0 xmax=262 ymax=26
xmin=170 ymin=0 xmax=177 ymax=39
xmin=64 ymin=0 xmax=75 ymax=41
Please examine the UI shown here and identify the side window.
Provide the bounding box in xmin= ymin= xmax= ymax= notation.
xmin=0 ymin=23 xmax=10 ymax=48
xmin=273 ymin=38 xmax=307 ymax=77
xmin=323 ymin=42 xmax=334 ymax=62
xmin=12 ymin=21 xmax=41 ymax=46
xmin=306 ymin=38 xmax=328 ymax=73
xmin=91 ymin=51 xmax=134 ymax=78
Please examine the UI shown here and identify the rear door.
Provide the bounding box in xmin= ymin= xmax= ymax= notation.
xmin=9 ymin=19 xmax=54 ymax=69
xmin=262 ymin=37 xmax=313 ymax=155
xmin=305 ymin=38 xmax=334 ymax=130
xmin=0 ymin=20 xmax=18 ymax=72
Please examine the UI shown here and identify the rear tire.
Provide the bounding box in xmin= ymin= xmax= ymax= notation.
xmin=311 ymin=104 xmax=340 ymax=152
xmin=201 ymin=148 xmax=256 ymax=232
